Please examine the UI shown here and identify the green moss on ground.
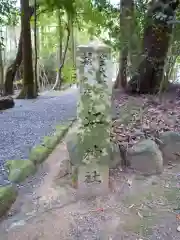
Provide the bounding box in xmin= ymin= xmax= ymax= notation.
xmin=30 ymin=121 xmax=74 ymax=165
xmin=1 ymin=120 xmax=75 ymax=217
xmin=5 ymin=160 xmax=37 ymax=183
xmin=0 ymin=185 xmax=17 ymax=217
xmin=29 ymin=145 xmax=50 ymax=164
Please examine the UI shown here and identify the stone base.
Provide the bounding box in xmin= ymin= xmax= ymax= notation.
xmin=75 ymin=164 xmax=109 ymax=199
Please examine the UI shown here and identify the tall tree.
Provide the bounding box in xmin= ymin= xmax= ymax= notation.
xmin=18 ymin=0 xmax=36 ymax=98
xmin=0 ymin=33 xmax=4 ymax=95
xmin=4 ymin=6 xmax=34 ymax=96
xmin=0 ymin=0 xmax=18 ymax=95
xmin=127 ymin=0 xmax=180 ymax=94
xmin=34 ymin=0 xmax=39 ymax=94
xmin=114 ymin=0 xmax=134 ymax=89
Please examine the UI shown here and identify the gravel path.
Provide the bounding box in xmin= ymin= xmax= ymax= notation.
xmin=0 ymin=87 xmax=78 ymax=186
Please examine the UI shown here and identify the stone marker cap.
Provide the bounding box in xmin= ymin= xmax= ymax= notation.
xmin=77 ymin=39 xmax=111 ymax=53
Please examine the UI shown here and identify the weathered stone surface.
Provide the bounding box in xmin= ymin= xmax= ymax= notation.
xmin=75 ymin=41 xmax=112 ymax=167
xmin=66 ymin=131 xmax=121 ymax=169
xmin=76 ymin=163 xmax=109 ymax=198
xmin=66 ymin=131 xmax=80 ymax=165
xmin=127 ymin=139 xmax=163 ymax=175
xmin=159 ymin=131 xmax=180 ymax=164
xmin=0 ymin=185 xmax=17 ymax=217
xmin=110 ymin=142 xmax=122 ymax=168
xmin=5 ymin=160 xmax=36 ymax=183
xmin=0 ymin=96 xmax=14 ymax=110
xmin=67 ymin=41 xmax=112 ymax=195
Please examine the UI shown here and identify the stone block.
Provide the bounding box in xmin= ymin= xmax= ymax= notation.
xmin=127 ymin=139 xmax=163 ymax=175
xmin=66 ymin=130 xmax=121 ymax=169
xmin=76 ymin=163 xmax=109 ymax=198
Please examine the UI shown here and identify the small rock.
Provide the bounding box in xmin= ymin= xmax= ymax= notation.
xmin=177 ymin=225 xmax=180 ymax=232
xmin=159 ymin=131 xmax=180 ymax=164
xmin=127 ymin=139 xmax=163 ymax=175
xmin=0 ymin=96 xmax=14 ymax=110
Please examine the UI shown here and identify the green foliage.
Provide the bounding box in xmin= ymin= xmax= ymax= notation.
xmin=62 ymin=61 xmax=76 ymax=83
xmin=0 ymin=0 xmax=17 ymax=25
xmin=3 ymin=0 xmax=180 ymax=89
xmin=0 ymin=0 xmax=18 ymax=48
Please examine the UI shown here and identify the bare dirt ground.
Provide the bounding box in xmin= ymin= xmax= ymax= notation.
xmin=0 ymin=140 xmax=180 ymax=240
xmin=1 ymin=86 xmax=180 ymax=239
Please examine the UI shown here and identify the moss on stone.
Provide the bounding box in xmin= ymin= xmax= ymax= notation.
xmin=42 ymin=135 xmax=59 ymax=151
xmin=29 ymin=145 xmax=50 ymax=164
xmin=30 ymin=121 xmax=75 ymax=165
xmin=5 ymin=160 xmax=37 ymax=183
xmin=55 ymin=121 xmax=74 ymax=139
xmin=0 ymin=185 xmax=17 ymax=217
xmin=55 ymin=122 xmax=74 ymax=141
xmin=0 ymin=120 xmax=75 ymax=218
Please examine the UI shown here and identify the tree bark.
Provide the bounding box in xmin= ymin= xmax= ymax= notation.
xmin=52 ymin=18 xmax=70 ymax=90
xmin=127 ymin=0 xmax=180 ymax=94
xmin=53 ymin=10 xmax=63 ymax=90
xmin=4 ymin=6 xmax=34 ymax=96
xmin=18 ymin=0 xmax=36 ymax=99
xmin=114 ymin=47 xmax=128 ymax=89
xmin=0 ymin=35 xmax=4 ymax=96
xmin=114 ymin=0 xmax=134 ymax=89
xmin=34 ymin=0 xmax=39 ymax=94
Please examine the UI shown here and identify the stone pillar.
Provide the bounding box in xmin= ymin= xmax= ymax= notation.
xmin=67 ymin=40 xmax=113 ymax=197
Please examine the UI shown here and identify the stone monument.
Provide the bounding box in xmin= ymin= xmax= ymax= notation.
xmin=66 ymin=40 xmax=113 ymax=197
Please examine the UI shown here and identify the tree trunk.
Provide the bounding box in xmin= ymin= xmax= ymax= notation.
xmin=114 ymin=0 xmax=134 ymax=89
xmin=114 ymin=47 xmax=128 ymax=89
xmin=34 ymin=0 xmax=39 ymax=94
xmin=70 ymin=15 xmax=76 ymax=68
xmin=0 ymin=29 xmax=4 ymax=96
xmin=54 ymin=10 xmax=63 ymax=90
xmin=52 ymin=15 xmax=70 ymax=90
xmin=0 ymin=50 xmax=4 ymax=96
xmin=127 ymin=0 xmax=180 ymax=94
xmin=4 ymin=6 xmax=34 ymax=96
xmin=18 ymin=0 xmax=36 ymax=99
